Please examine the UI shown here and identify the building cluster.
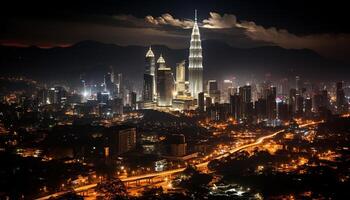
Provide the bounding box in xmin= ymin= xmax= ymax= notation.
xmin=140 ymin=11 xmax=349 ymax=125
xmin=141 ymin=11 xmax=203 ymax=110
xmin=36 ymin=67 xmax=139 ymax=118
xmin=198 ymin=77 xmax=349 ymax=125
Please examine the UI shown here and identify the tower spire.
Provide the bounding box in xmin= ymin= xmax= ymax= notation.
xmin=195 ymin=9 xmax=197 ymax=22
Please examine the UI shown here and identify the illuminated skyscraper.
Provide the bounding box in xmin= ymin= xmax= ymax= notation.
xmin=143 ymin=47 xmax=155 ymax=102
xmin=208 ymin=80 xmax=220 ymax=103
xmin=157 ymin=55 xmax=174 ymax=106
xmin=188 ymin=10 xmax=203 ymax=99
xmin=336 ymin=81 xmax=348 ymax=114
xmin=176 ymin=61 xmax=186 ymax=95
xmin=222 ymin=80 xmax=233 ymax=103
xmin=145 ymin=46 xmax=156 ymax=101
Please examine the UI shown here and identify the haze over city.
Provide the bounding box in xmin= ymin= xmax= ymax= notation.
xmin=0 ymin=0 xmax=349 ymax=199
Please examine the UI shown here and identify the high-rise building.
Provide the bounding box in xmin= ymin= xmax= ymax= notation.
xmin=289 ymin=88 xmax=297 ymax=114
xmin=205 ymin=96 xmax=212 ymax=111
xmin=168 ymin=134 xmax=187 ymax=157
xmin=198 ymin=92 xmax=205 ymax=112
xmin=143 ymin=47 xmax=155 ymax=102
xmin=255 ymin=98 xmax=267 ymax=121
xmin=188 ymin=10 xmax=203 ymax=99
xmin=129 ymin=91 xmax=137 ymax=110
xmin=266 ymin=87 xmax=277 ymax=121
xmin=313 ymin=90 xmax=329 ymax=112
xmin=296 ymin=76 xmax=301 ymax=93
xmin=106 ymin=126 xmax=136 ymax=155
xmin=230 ymin=94 xmax=241 ymax=120
xmin=239 ymin=85 xmax=252 ymax=119
xmin=116 ymin=73 xmax=123 ymax=97
xmin=145 ymin=47 xmax=156 ymax=100
xmin=143 ymin=73 xmax=153 ymax=102
xmin=104 ymin=71 xmax=115 ymax=96
xmin=38 ymin=88 xmax=48 ymax=105
xmin=304 ymin=97 xmax=312 ymax=118
xmin=157 ymin=55 xmax=174 ymax=106
xmin=222 ymin=80 xmax=233 ymax=103
xmin=97 ymin=91 xmax=109 ymax=104
xmin=296 ymin=94 xmax=304 ymax=115
xmin=208 ymin=80 xmax=220 ymax=103
xmin=176 ymin=61 xmax=186 ymax=95
xmin=112 ymin=97 xmax=123 ymax=115
xmin=336 ymin=81 xmax=348 ymax=114
xmin=48 ymin=86 xmax=66 ymax=105
xmin=277 ymin=100 xmax=290 ymax=121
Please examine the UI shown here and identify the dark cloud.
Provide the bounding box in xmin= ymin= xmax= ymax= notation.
xmin=1 ymin=11 xmax=350 ymax=62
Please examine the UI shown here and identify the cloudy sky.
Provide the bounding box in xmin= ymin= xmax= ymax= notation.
xmin=1 ymin=0 xmax=349 ymax=62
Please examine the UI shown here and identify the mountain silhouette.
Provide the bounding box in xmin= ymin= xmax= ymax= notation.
xmin=0 ymin=40 xmax=348 ymax=87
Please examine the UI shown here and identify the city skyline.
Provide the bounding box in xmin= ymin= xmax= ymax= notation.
xmin=0 ymin=1 xmax=350 ymax=200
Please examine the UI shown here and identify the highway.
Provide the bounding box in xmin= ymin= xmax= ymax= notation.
xmin=36 ymin=121 xmax=321 ymax=200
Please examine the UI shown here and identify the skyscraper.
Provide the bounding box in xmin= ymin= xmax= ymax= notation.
xmin=229 ymin=94 xmax=241 ymax=120
xmin=143 ymin=47 xmax=155 ymax=102
xmin=239 ymin=85 xmax=252 ymax=119
xmin=145 ymin=47 xmax=156 ymax=100
xmin=104 ymin=72 xmax=114 ymax=96
xmin=266 ymin=86 xmax=277 ymax=121
xmin=208 ymin=80 xmax=220 ymax=103
xmin=188 ymin=10 xmax=203 ymax=99
xmin=222 ymin=80 xmax=233 ymax=103
xmin=336 ymin=81 xmax=348 ymax=114
xmin=198 ymin=92 xmax=205 ymax=112
xmin=143 ymin=73 xmax=153 ymax=102
xmin=176 ymin=60 xmax=186 ymax=95
xmin=157 ymin=55 xmax=174 ymax=106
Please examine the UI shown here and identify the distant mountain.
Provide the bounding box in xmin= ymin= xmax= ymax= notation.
xmin=0 ymin=40 xmax=348 ymax=87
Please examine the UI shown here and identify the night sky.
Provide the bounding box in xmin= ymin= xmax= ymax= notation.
xmin=1 ymin=0 xmax=350 ymax=62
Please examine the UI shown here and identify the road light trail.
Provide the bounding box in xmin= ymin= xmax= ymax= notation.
xmin=36 ymin=121 xmax=322 ymax=200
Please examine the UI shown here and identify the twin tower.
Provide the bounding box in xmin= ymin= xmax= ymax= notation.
xmin=143 ymin=10 xmax=203 ymax=107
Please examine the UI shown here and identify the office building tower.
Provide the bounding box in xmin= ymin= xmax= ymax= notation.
xmin=266 ymin=87 xmax=277 ymax=121
xmin=143 ymin=73 xmax=153 ymax=102
xmin=176 ymin=61 xmax=186 ymax=95
xmin=304 ymin=97 xmax=312 ymax=118
xmin=48 ymin=86 xmax=66 ymax=105
xmin=336 ymin=82 xmax=348 ymax=114
xmin=145 ymin=47 xmax=156 ymax=100
xmin=313 ymin=90 xmax=329 ymax=112
xmin=104 ymin=71 xmax=115 ymax=96
xmin=115 ymin=73 xmax=123 ymax=97
xmin=106 ymin=126 xmax=136 ymax=155
xmin=208 ymin=80 xmax=220 ymax=103
xmin=198 ymin=92 xmax=205 ymax=112
xmin=296 ymin=76 xmax=301 ymax=93
xmin=97 ymin=91 xmax=109 ymax=104
xmin=222 ymin=80 xmax=233 ymax=103
xmin=129 ymin=91 xmax=137 ymax=110
xmin=38 ymin=89 xmax=48 ymax=105
xmin=188 ymin=10 xmax=203 ymax=99
xmin=230 ymin=94 xmax=241 ymax=120
xmin=255 ymin=98 xmax=267 ymax=121
xmin=112 ymin=97 xmax=123 ymax=115
xmin=239 ymin=85 xmax=252 ymax=119
xmin=169 ymin=134 xmax=187 ymax=157
xmin=205 ymin=96 xmax=212 ymax=111
xmin=277 ymin=101 xmax=289 ymax=121
xmin=289 ymin=88 xmax=297 ymax=114
xmin=296 ymin=94 xmax=304 ymax=115
xmin=157 ymin=55 xmax=174 ymax=106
